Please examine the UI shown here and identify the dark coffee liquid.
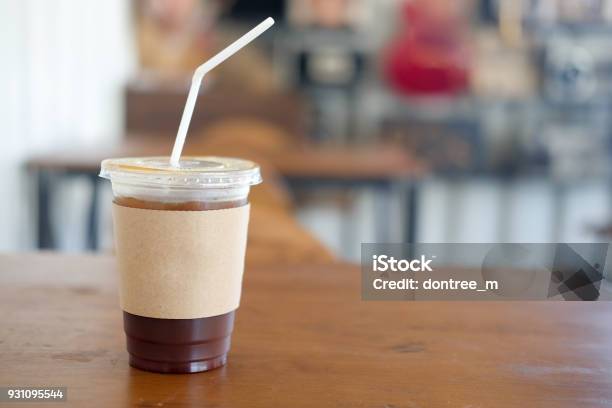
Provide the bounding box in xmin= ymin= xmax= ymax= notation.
xmin=115 ymin=196 xmax=247 ymax=374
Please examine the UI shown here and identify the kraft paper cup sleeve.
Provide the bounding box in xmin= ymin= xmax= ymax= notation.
xmin=112 ymin=204 xmax=250 ymax=319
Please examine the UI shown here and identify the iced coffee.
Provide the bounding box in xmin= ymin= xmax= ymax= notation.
xmin=100 ymin=157 xmax=261 ymax=373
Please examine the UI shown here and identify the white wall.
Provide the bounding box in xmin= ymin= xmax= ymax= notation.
xmin=0 ymin=0 xmax=135 ymax=250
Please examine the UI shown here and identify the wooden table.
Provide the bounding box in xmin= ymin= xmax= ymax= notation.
xmin=2 ymin=253 xmax=612 ymax=407
xmin=27 ymin=138 xmax=425 ymax=181
xmin=27 ymin=140 xmax=425 ymax=251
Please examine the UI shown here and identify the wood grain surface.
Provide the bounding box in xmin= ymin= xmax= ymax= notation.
xmin=2 ymin=253 xmax=612 ymax=407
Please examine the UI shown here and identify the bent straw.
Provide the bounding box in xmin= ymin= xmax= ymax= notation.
xmin=170 ymin=17 xmax=275 ymax=167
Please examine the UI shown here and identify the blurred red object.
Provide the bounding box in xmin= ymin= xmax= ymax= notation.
xmin=384 ymin=0 xmax=470 ymax=96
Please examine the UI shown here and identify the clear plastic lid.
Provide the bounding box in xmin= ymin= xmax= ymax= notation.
xmin=99 ymin=156 xmax=262 ymax=189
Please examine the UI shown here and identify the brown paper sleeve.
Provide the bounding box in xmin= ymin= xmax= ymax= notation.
xmin=112 ymin=203 xmax=250 ymax=319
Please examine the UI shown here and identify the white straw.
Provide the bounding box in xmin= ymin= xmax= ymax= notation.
xmin=170 ymin=17 xmax=275 ymax=167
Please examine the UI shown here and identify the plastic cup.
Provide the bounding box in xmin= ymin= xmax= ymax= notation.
xmin=99 ymin=156 xmax=261 ymax=373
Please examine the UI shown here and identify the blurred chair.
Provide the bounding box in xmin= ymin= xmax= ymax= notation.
xmin=121 ymin=78 xmax=335 ymax=263
xmin=185 ymin=117 xmax=304 ymax=213
xmin=125 ymin=79 xmax=309 ymax=139
xmin=192 ymin=117 xmax=303 ymax=155
xmin=182 ymin=118 xmax=334 ymax=264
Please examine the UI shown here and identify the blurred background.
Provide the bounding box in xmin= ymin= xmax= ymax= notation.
xmin=4 ymin=0 xmax=612 ymax=262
